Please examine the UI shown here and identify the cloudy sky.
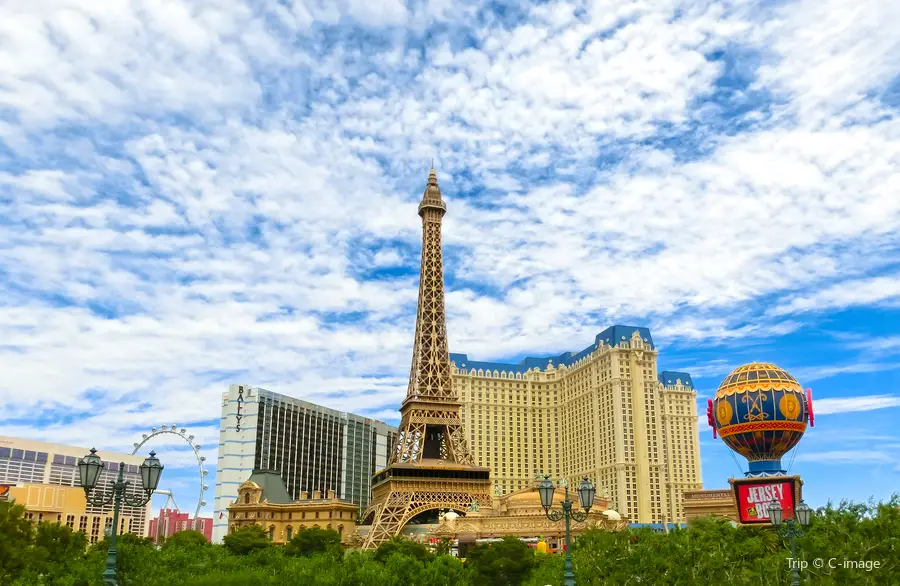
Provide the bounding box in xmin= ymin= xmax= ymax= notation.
xmin=2 ymin=0 xmax=899 ymax=520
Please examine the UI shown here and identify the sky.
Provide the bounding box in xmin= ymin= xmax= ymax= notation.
xmin=1 ymin=0 xmax=899 ymax=522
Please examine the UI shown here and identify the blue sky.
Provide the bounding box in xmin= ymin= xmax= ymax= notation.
xmin=1 ymin=0 xmax=899 ymax=520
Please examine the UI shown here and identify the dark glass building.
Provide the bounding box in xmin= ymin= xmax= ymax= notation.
xmin=213 ymin=385 xmax=397 ymax=543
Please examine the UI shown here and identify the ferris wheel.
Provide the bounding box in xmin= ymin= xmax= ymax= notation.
xmin=131 ymin=424 xmax=209 ymax=519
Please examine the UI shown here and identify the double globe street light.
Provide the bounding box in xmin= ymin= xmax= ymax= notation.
xmin=78 ymin=448 xmax=164 ymax=586
xmin=769 ymin=500 xmax=813 ymax=586
xmin=537 ymin=474 xmax=596 ymax=586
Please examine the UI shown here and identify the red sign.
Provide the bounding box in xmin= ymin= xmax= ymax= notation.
xmin=734 ymin=479 xmax=796 ymax=524
xmin=0 ymin=485 xmax=9 ymax=501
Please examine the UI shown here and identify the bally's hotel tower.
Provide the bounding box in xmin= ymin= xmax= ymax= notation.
xmin=213 ymin=385 xmax=397 ymax=543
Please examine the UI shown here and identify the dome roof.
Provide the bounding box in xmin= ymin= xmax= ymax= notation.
xmin=715 ymin=362 xmax=803 ymax=398
xmin=506 ymin=489 xmax=561 ymax=504
xmin=602 ymin=510 xmax=621 ymax=521
xmin=504 ymin=486 xmax=605 ymax=509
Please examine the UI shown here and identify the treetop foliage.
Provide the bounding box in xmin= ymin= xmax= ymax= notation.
xmin=0 ymin=495 xmax=897 ymax=585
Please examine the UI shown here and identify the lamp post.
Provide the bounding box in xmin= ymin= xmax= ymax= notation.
xmin=769 ymin=500 xmax=812 ymax=586
xmin=78 ymin=448 xmax=164 ymax=586
xmin=538 ymin=474 xmax=595 ymax=586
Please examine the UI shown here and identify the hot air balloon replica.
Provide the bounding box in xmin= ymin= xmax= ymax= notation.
xmin=703 ymin=362 xmax=815 ymax=524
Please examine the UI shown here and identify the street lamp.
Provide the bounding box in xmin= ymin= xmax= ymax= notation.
xmin=538 ymin=474 xmax=595 ymax=586
xmin=769 ymin=500 xmax=812 ymax=586
xmin=79 ymin=448 xmax=164 ymax=586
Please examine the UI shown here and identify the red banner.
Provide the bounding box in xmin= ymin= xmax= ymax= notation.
xmin=734 ymin=479 xmax=796 ymax=524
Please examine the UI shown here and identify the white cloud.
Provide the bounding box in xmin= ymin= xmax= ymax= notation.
xmin=795 ymin=450 xmax=896 ymax=465
xmin=2 ymin=0 xmax=900 ymax=516
xmin=754 ymin=0 xmax=900 ymax=125
xmin=772 ymin=276 xmax=900 ymax=316
xmin=790 ymin=361 xmax=900 ymax=383
xmin=813 ymin=395 xmax=900 ymax=416
xmin=844 ymin=335 xmax=900 ymax=356
xmin=0 ymin=1 xmax=286 ymax=134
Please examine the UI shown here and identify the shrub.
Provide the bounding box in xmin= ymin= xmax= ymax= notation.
xmin=284 ymin=527 xmax=341 ymax=557
xmin=222 ymin=525 xmax=271 ymax=556
xmin=162 ymin=529 xmax=209 ymax=550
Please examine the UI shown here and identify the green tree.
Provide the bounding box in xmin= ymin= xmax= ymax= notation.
xmin=223 ymin=525 xmax=271 ymax=555
xmin=466 ymin=536 xmax=535 ymax=586
xmin=0 ymin=501 xmax=35 ymax=583
xmin=284 ymin=527 xmax=341 ymax=557
xmin=162 ymin=529 xmax=209 ymax=550
xmin=421 ymin=554 xmax=472 ymax=586
xmin=373 ymin=536 xmax=433 ymax=564
xmin=30 ymin=521 xmax=88 ymax=578
xmin=523 ymin=552 xmax=564 ymax=586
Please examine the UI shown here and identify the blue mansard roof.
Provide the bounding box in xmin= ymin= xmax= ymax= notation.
xmin=658 ymin=371 xmax=695 ymax=388
xmin=450 ymin=325 xmax=656 ymax=375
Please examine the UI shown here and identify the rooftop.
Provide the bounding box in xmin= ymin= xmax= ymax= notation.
xmin=659 ymin=371 xmax=695 ymax=389
xmin=450 ymin=325 xmax=654 ymax=375
xmin=245 ymin=469 xmax=293 ymax=505
xmin=450 ymin=325 xmax=692 ymax=387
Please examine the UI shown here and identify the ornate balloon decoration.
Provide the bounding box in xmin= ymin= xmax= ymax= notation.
xmin=806 ymin=388 xmax=815 ymax=428
xmin=709 ymin=363 xmax=813 ymax=477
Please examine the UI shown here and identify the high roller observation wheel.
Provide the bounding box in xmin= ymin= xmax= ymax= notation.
xmin=131 ymin=424 xmax=209 ymax=520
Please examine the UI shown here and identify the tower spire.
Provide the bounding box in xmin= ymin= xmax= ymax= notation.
xmin=407 ymin=168 xmax=451 ymax=406
xmin=419 ymin=167 xmax=445 ymax=217
xmin=360 ymin=168 xmax=491 ymax=550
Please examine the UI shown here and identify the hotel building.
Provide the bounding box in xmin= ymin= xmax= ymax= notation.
xmin=450 ymin=325 xmax=702 ymax=523
xmin=213 ymin=385 xmax=397 ymax=543
xmin=0 ymin=436 xmax=151 ymax=542
xmin=148 ymin=508 xmax=214 ymax=543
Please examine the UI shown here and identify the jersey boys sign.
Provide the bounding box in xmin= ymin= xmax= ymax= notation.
xmin=733 ymin=478 xmax=798 ymax=524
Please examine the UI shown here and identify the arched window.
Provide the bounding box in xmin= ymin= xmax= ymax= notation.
xmin=244 ymin=493 xmax=250 ymax=504
xmin=268 ymin=526 xmax=275 ymax=541
xmin=338 ymin=525 xmax=343 ymax=537
xmin=286 ymin=526 xmax=293 ymax=541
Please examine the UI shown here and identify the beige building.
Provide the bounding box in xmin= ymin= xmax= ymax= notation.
xmin=227 ymin=469 xmax=359 ymax=544
xmin=450 ymin=325 xmax=702 ymax=523
xmin=683 ymin=488 xmax=739 ymax=523
xmin=0 ymin=435 xmax=152 ymax=542
xmin=353 ymin=480 xmax=627 ymax=554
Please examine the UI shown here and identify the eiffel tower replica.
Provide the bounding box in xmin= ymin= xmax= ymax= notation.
xmin=361 ymin=168 xmax=491 ymax=549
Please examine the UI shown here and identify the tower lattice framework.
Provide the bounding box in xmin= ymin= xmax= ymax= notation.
xmin=361 ymin=169 xmax=491 ymax=549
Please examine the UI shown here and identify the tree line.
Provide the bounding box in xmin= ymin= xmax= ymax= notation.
xmin=0 ymin=495 xmax=897 ymax=585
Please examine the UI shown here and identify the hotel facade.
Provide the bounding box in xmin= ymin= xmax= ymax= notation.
xmin=213 ymin=385 xmax=397 ymax=543
xmin=450 ymin=325 xmax=702 ymax=523
xmin=0 ymin=436 xmax=152 ymax=542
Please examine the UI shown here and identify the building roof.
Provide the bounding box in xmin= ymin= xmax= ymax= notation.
xmin=450 ymin=325 xmax=655 ymax=375
xmin=659 ymin=371 xmax=694 ymax=388
xmin=0 ymin=435 xmax=146 ymax=464
xmin=450 ymin=326 xmax=695 ymax=390
xmin=246 ymin=469 xmax=293 ymax=505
